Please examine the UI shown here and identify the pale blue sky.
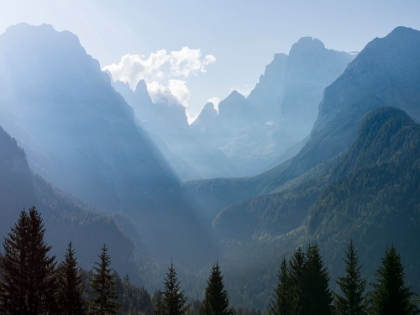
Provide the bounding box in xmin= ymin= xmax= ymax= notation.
xmin=2 ymin=0 xmax=420 ymax=120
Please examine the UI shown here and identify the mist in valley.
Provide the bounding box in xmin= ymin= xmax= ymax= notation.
xmin=1 ymin=1 xmax=420 ymax=314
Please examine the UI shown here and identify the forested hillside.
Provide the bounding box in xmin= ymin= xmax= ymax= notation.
xmin=0 ymin=123 xmax=140 ymax=279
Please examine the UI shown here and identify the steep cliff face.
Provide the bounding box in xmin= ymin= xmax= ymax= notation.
xmin=297 ymin=26 xmax=420 ymax=173
xmin=186 ymin=26 xmax=420 ymax=229
xmin=279 ymin=37 xmax=354 ymax=138
xmin=187 ymin=37 xmax=353 ymax=178
xmin=247 ymin=53 xmax=288 ymax=123
xmin=191 ymin=102 xmax=218 ymax=132
xmin=0 ymin=24 xmax=217 ymax=265
xmin=0 ymin=23 xmax=179 ymax=213
xmin=0 ymin=124 xmax=138 ymax=277
xmin=113 ymin=79 xmax=190 ymax=134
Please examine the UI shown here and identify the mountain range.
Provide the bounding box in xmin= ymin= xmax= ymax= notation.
xmin=0 ymin=23 xmax=420 ymax=309
xmin=0 ymin=23 xmax=216 ymax=266
xmin=113 ymin=36 xmax=354 ymax=180
xmin=184 ymin=26 xmax=420 ymax=307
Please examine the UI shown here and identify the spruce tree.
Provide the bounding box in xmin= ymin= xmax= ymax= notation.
xmin=89 ymin=244 xmax=120 ymax=315
xmin=304 ymin=243 xmax=333 ymax=315
xmin=288 ymin=247 xmax=306 ymax=315
xmin=0 ymin=207 xmax=57 ymax=314
xmin=334 ymin=240 xmax=367 ymax=315
xmin=200 ymin=262 xmax=232 ymax=315
xmin=58 ymin=242 xmax=86 ymax=315
xmin=268 ymin=257 xmax=291 ymax=315
xmin=155 ymin=262 xmax=190 ymax=315
xmin=370 ymin=245 xmax=417 ymax=315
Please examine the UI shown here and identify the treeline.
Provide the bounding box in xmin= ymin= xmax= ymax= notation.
xmin=268 ymin=241 xmax=419 ymax=315
xmin=0 ymin=207 xmax=155 ymax=314
xmin=0 ymin=207 xmax=418 ymax=315
xmin=0 ymin=207 xmax=251 ymax=315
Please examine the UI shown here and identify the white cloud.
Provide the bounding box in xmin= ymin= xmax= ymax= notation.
xmin=168 ymin=80 xmax=191 ymax=106
xmin=104 ymin=47 xmax=215 ymax=112
xmin=103 ymin=50 xmax=170 ymax=89
xmin=146 ymin=80 xmax=191 ymax=108
xmin=170 ymin=47 xmax=216 ymax=77
xmin=207 ymin=97 xmax=221 ymax=112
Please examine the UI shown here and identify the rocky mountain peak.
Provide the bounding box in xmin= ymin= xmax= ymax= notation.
xmin=191 ymin=102 xmax=218 ymax=132
xmin=133 ymin=79 xmax=153 ymax=104
xmin=289 ymin=37 xmax=326 ymax=55
xmin=226 ymin=90 xmax=246 ymax=101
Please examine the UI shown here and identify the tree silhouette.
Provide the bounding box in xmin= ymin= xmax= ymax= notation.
xmin=288 ymin=247 xmax=306 ymax=315
xmin=370 ymin=245 xmax=417 ymax=315
xmin=89 ymin=244 xmax=120 ymax=315
xmin=304 ymin=243 xmax=332 ymax=315
xmin=155 ymin=262 xmax=189 ymax=315
xmin=268 ymin=257 xmax=291 ymax=315
xmin=334 ymin=240 xmax=367 ymax=315
xmin=58 ymin=242 xmax=86 ymax=315
xmin=0 ymin=207 xmax=57 ymax=314
xmin=200 ymin=262 xmax=232 ymax=315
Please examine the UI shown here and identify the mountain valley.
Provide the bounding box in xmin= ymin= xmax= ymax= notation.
xmin=0 ymin=22 xmax=420 ymax=311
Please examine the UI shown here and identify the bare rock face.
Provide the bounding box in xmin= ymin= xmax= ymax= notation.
xmin=191 ymin=102 xmax=218 ymax=132
xmin=188 ymin=37 xmax=353 ymax=178
xmin=0 ymin=23 xmax=217 ymax=265
xmin=0 ymin=23 xmax=179 ymax=213
xmin=301 ymin=26 xmax=420 ymax=170
xmin=247 ymin=53 xmax=288 ymax=123
xmin=279 ymin=37 xmax=354 ymax=139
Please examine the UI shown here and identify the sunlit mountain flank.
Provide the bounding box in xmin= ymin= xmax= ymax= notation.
xmin=0 ymin=2 xmax=420 ymax=314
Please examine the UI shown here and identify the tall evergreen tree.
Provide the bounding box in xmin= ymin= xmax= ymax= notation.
xmin=155 ymin=262 xmax=189 ymax=315
xmin=268 ymin=257 xmax=291 ymax=315
xmin=304 ymin=243 xmax=333 ymax=315
xmin=200 ymin=262 xmax=232 ymax=315
xmin=288 ymin=247 xmax=306 ymax=315
xmin=334 ymin=240 xmax=367 ymax=315
xmin=370 ymin=245 xmax=417 ymax=315
xmin=58 ymin=242 xmax=86 ymax=315
xmin=89 ymin=244 xmax=120 ymax=315
xmin=0 ymin=207 xmax=57 ymax=314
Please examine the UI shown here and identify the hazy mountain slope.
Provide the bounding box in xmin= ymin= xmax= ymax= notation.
xmin=186 ymin=26 xmax=420 ymax=235
xmin=217 ymin=107 xmax=420 ymax=308
xmin=287 ymin=26 xmax=420 ymax=179
xmin=189 ymin=37 xmax=353 ymax=179
xmin=247 ymin=53 xmax=287 ymax=123
xmin=308 ymin=106 xmax=420 ymax=282
xmin=279 ymin=37 xmax=354 ymax=139
xmin=114 ymin=80 xmax=238 ymax=180
xmin=0 ymin=124 xmax=139 ymax=279
xmin=0 ymin=23 xmax=217 ymax=266
xmin=248 ymin=26 xmax=420 ymax=194
xmin=114 ymin=79 xmax=190 ymax=134
xmin=0 ymin=23 xmax=178 ymax=212
xmin=191 ymin=102 xmax=218 ymax=132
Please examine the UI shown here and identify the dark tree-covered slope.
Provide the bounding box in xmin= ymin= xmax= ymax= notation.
xmin=0 ymin=124 xmax=138 ymax=278
xmin=217 ymin=107 xmax=420 ymax=308
xmin=308 ymin=107 xmax=420 ymax=283
xmin=186 ymin=26 xmax=420 ymax=227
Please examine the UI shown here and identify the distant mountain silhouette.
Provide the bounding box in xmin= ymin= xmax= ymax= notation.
xmin=0 ymin=23 xmax=217 ymax=266
xmin=191 ymin=102 xmax=217 ymax=132
xmin=187 ymin=26 xmax=420 ymax=238
xmin=0 ymin=123 xmax=139 ymax=277
xmin=188 ymin=37 xmax=353 ymax=177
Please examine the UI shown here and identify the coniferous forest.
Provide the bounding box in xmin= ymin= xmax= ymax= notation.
xmin=0 ymin=207 xmax=418 ymax=314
